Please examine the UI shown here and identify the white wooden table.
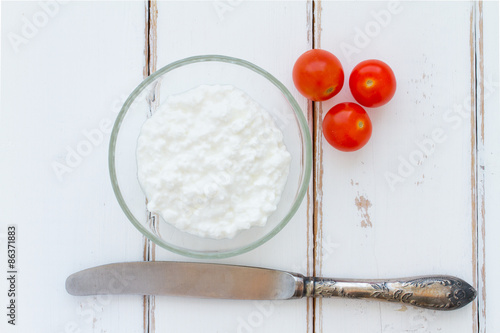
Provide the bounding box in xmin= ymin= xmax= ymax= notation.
xmin=1 ymin=1 xmax=499 ymax=332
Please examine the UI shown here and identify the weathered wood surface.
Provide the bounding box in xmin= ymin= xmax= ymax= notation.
xmin=0 ymin=1 xmax=497 ymax=332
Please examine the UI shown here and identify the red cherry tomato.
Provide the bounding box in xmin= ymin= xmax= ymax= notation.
xmin=349 ymin=59 xmax=396 ymax=107
xmin=292 ymin=49 xmax=344 ymax=102
xmin=322 ymin=102 xmax=372 ymax=152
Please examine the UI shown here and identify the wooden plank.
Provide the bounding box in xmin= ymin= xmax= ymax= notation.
xmin=477 ymin=1 xmax=500 ymax=332
xmin=315 ymin=1 xmax=477 ymax=332
xmin=149 ymin=1 xmax=313 ymax=332
xmin=0 ymin=2 xmax=146 ymax=332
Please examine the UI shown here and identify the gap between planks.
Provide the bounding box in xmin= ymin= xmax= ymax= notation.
xmin=469 ymin=2 xmax=489 ymax=332
xmin=474 ymin=1 xmax=486 ymax=332
xmin=311 ymin=1 xmax=323 ymax=333
xmin=143 ymin=1 xmax=158 ymax=333
xmin=305 ymin=3 xmax=315 ymax=333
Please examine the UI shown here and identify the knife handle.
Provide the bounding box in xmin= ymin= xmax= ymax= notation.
xmin=303 ymin=275 xmax=476 ymax=310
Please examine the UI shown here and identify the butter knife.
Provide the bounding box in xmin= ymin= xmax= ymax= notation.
xmin=65 ymin=262 xmax=476 ymax=310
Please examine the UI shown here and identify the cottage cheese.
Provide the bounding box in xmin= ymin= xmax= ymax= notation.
xmin=136 ymin=85 xmax=291 ymax=239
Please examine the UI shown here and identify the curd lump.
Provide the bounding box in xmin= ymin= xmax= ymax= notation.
xmin=136 ymin=85 xmax=291 ymax=239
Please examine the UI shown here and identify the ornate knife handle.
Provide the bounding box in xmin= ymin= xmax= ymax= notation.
xmin=302 ymin=275 xmax=476 ymax=310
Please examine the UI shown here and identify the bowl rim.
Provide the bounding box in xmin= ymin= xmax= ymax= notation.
xmin=108 ymin=54 xmax=312 ymax=259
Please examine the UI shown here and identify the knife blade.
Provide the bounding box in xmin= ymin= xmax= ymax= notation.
xmin=66 ymin=261 xmax=300 ymax=300
xmin=66 ymin=262 xmax=476 ymax=311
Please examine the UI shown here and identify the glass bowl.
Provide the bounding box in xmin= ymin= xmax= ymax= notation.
xmin=109 ymin=55 xmax=312 ymax=259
